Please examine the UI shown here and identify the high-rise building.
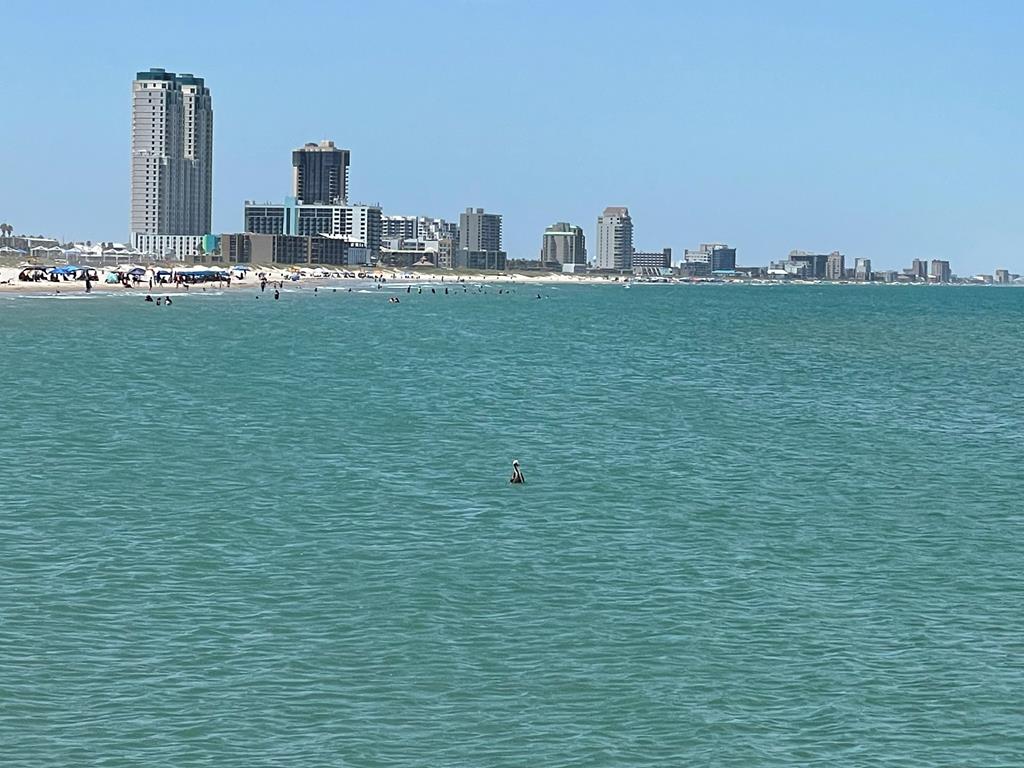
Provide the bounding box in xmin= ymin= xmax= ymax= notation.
xmin=130 ymin=68 xmax=213 ymax=258
xmin=596 ymin=207 xmax=633 ymax=270
xmin=825 ymin=251 xmax=845 ymax=280
xmin=855 ymin=257 xmax=873 ymax=281
xmin=455 ymin=208 xmax=506 ymax=270
xmin=930 ymin=259 xmax=952 ymax=282
xmin=995 ymin=268 xmax=1011 ymax=284
xmin=459 ymin=208 xmax=502 ymax=251
xmin=910 ymin=258 xmax=928 ymax=280
xmin=292 ymin=141 xmax=350 ymax=204
xmin=540 ymin=222 xmax=586 ymax=268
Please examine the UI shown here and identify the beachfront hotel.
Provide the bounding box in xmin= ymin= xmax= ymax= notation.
xmin=129 ymin=68 xmax=213 ymax=259
xmin=540 ymin=222 xmax=587 ymax=270
xmin=596 ymin=206 xmax=633 ymax=270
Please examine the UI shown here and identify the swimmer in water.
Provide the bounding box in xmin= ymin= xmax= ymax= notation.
xmin=274 ymin=289 xmax=280 ymax=300
xmin=509 ymin=460 xmax=525 ymax=484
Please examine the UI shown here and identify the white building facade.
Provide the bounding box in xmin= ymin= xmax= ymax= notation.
xmin=596 ymin=206 xmax=633 ymax=270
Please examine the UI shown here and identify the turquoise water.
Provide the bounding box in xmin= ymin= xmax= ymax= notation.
xmin=1 ymin=283 xmax=1022 ymax=766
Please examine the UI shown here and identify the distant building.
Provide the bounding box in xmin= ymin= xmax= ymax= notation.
xmin=456 ymin=208 xmax=506 ymax=270
xmin=930 ymin=259 xmax=952 ymax=282
xmin=540 ymin=222 xmax=586 ymax=269
xmin=787 ymin=251 xmax=830 ymax=278
xmin=453 ymin=249 xmax=506 ymax=271
xmin=382 ymin=215 xmax=458 ymax=243
xmin=681 ymin=243 xmax=735 ymax=276
xmin=910 ymin=258 xmax=928 ymax=280
xmin=855 ymin=258 xmax=872 ymax=281
xmin=768 ymin=259 xmax=810 ymax=278
xmin=825 ymin=251 xmax=845 ymax=281
xmin=995 ymin=268 xmax=1011 ymax=284
xmin=292 ymin=140 xmax=350 ymax=204
xmin=459 ymin=208 xmax=502 ymax=251
xmin=380 ymin=237 xmax=457 ymax=269
xmin=243 ymin=198 xmax=382 ymax=256
xmin=596 ymin=207 xmax=633 ymax=270
xmin=219 ymin=233 xmax=349 ymax=265
xmin=632 ymin=248 xmax=672 ymax=270
xmin=130 ymin=68 xmax=213 ymax=258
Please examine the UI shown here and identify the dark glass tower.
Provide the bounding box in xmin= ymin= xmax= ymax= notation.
xmin=291 ymin=140 xmax=350 ymax=205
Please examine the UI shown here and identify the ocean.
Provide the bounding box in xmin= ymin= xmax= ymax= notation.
xmin=1 ymin=282 xmax=1022 ymax=766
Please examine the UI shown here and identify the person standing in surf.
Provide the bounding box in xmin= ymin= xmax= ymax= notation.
xmin=509 ymin=460 xmax=525 ymax=484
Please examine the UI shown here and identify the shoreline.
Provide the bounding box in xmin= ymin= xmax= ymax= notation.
xmin=0 ymin=265 xmax=1014 ymax=295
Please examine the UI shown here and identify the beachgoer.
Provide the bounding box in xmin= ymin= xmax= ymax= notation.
xmin=145 ymin=294 xmax=154 ymax=302
xmin=165 ymin=297 xmax=172 ymax=305
xmin=156 ymin=297 xmax=162 ymax=306
xmin=274 ymin=289 xmax=280 ymax=300
xmin=510 ymin=460 xmax=525 ymax=484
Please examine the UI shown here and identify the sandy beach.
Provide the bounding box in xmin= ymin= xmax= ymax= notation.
xmin=0 ymin=264 xmax=623 ymax=295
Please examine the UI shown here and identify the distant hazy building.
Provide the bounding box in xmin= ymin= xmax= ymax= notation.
xmin=243 ymin=198 xmax=382 ymax=256
xmin=540 ymin=222 xmax=586 ymax=269
xmin=930 ymin=259 xmax=952 ymax=282
xmin=596 ymin=207 xmax=633 ymax=270
xmin=995 ymin=268 xmax=1011 ymax=284
xmin=910 ymin=258 xmax=928 ymax=280
xmin=130 ymin=68 xmax=213 ymax=258
xmin=825 ymin=251 xmax=845 ymax=281
xmin=681 ymin=243 xmax=735 ymax=276
xmin=292 ymin=140 xmax=350 ymax=204
xmin=456 ymin=208 xmax=505 ymax=270
xmin=632 ymin=248 xmax=672 ymax=270
xmin=788 ymin=251 xmax=830 ymax=279
xmin=855 ymin=258 xmax=873 ymax=281
xmin=220 ymin=233 xmax=349 ymax=265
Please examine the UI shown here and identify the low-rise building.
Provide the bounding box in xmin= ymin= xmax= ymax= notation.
xmin=379 ymin=237 xmax=456 ymax=269
xmin=681 ymin=243 xmax=736 ymax=276
xmin=243 ymin=198 xmax=382 ymax=257
xmin=220 ymin=233 xmax=349 ymax=265
xmin=632 ymin=248 xmax=672 ymax=270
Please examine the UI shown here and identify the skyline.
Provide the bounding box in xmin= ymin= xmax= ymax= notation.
xmin=2 ymin=1 xmax=1024 ymax=273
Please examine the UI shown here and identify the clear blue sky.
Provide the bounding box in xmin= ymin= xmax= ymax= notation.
xmin=2 ymin=0 xmax=1022 ymax=273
